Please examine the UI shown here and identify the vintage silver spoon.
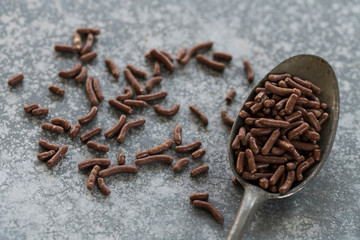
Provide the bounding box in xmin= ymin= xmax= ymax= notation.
xmin=227 ymin=54 xmax=340 ymax=239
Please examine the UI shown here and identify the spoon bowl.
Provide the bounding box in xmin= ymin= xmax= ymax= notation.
xmin=227 ymin=54 xmax=340 ymax=239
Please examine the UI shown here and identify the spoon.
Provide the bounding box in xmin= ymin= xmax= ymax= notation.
xmin=227 ymin=54 xmax=340 ymax=239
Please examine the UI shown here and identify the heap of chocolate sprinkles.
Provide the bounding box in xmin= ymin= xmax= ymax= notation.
xmin=232 ymin=74 xmax=328 ymax=194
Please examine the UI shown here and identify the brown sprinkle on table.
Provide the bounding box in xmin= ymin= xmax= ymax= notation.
xmin=145 ymin=76 xmax=163 ymax=92
xmin=225 ymin=89 xmax=236 ymax=103
xmin=118 ymin=153 xmax=126 ymax=165
xmin=80 ymin=33 xmax=93 ymax=55
xmin=192 ymin=200 xmax=224 ymax=224
xmin=221 ymin=110 xmax=234 ymax=127
xmin=173 ymin=125 xmax=182 ymax=145
xmin=190 ymin=165 xmax=209 ymax=177
xmin=175 ymin=140 xmax=201 ymax=153
xmin=192 ymin=148 xmax=206 ymax=160
xmin=97 ymin=178 xmax=111 ymax=196
xmin=80 ymin=127 xmax=102 ymax=142
xmin=99 ymin=165 xmax=138 ymax=177
xmin=153 ymin=61 xmax=161 ymax=77
xmin=105 ymin=58 xmax=120 ymax=79
xmin=104 ymin=115 xmax=127 ymax=139
xmin=150 ymin=49 xmax=175 ymax=72
xmin=54 ymin=44 xmax=74 ymax=53
xmin=41 ymin=123 xmax=64 ymax=134
xmin=190 ymin=192 xmax=209 ymax=201
xmin=8 ymin=73 xmax=24 ymax=86
xmin=108 ymin=98 xmax=133 ymax=114
xmin=176 ymin=46 xmax=187 ymax=62
xmin=181 ymin=41 xmax=213 ymax=65
xmin=213 ymin=52 xmax=232 ymax=61
xmin=136 ymin=150 xmax=149 ymax=159
xmin=123 ymin=68 xmax=146 ymax=95
xmin=160 ymin=50 xmax=174 ymax=62
xmin=59 ymin=63 xmax=82 ymax=78
xmin=127 ymin=64 xmax=147 ymax=78
xmin=46 ymin=145 xmax=68 ymax=168
xmin=78 ymin=106 xmax=98 ymax=125
xmin=77 ymin=27 xmax=100 ymax=35
xmin=243 ymin=60 xmax=254 ymax=83
xmin=38 ymin=139 xmax=59 ymax=151
xmin=189 ymin=105 xmax=208 ymax=126
xmin=154 ymin=104 xmax=180 ymax=116
xmin=87 ymin=141 xmax=109 ymax=152
xmin=78 ymin=158 xmax=111 ymax=170
xmin=69 ymin=123 xmax=82 ymax=138
xmin=24 ymin=103 xmax=39 ymax=113
xmin=136 ymin=91 xmax=168 ymax=102
xmin=92 ymin=78 xmax=104 ymax=102
xmin=51 ymin=118 xmax=71 ymax=131
xmin=147 ymin=139 xmax=174 ymax=155
xmin=48 ymin=84 xmax=65 ymax=96
xmin=124 ymin=99 xmax=147 ymax=108
xmin=196 ymin=54 xmax=225 ymax=71
xmin=116 ymin=118 xmax=146 ymax=143
xmin=145 ymin=49 xmax=154 ymax=59
xmin=75 ymin=67 xmax=88 ymax=83
xmin=134 ymin=155 xmax=174 ymax=165
xmin=116 ymin=87 xmax=134 ymax=101
xmin=173 ymin=158 xmax=190 ymax=172
xmin=87 ymin=165 xmax=100 ymax=191
xmin=80 ymin=51 xmax=97 ymax=62
xmin=37 ymin=150 xmax=56 ymax=161
xmin=85 ymin=76 xmax=99 ymax=106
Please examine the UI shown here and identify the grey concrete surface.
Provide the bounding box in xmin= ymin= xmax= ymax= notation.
xmin=0 ymin=0 xmax=359 ymax=239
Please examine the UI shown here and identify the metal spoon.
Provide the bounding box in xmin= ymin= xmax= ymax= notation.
xmin=227 ymin=54 xmax=340 ymax=239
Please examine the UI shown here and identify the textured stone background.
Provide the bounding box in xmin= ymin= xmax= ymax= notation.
xmin=0 ymin=0 xmax=359 ymax=239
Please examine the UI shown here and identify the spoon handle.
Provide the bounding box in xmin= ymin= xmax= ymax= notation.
xmin=227 ymin=184 xmax=268 ymax=240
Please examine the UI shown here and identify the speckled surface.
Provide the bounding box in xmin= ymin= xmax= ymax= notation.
xmin=0 ymin=0 xmax=359 ymax=239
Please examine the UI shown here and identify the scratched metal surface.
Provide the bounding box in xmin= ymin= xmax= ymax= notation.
xmin=0 ymin=0 xmax=359 ymax=239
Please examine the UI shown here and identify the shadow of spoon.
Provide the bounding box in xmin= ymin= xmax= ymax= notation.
xmin=227 ymin=54 xmax=340 ymax=239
